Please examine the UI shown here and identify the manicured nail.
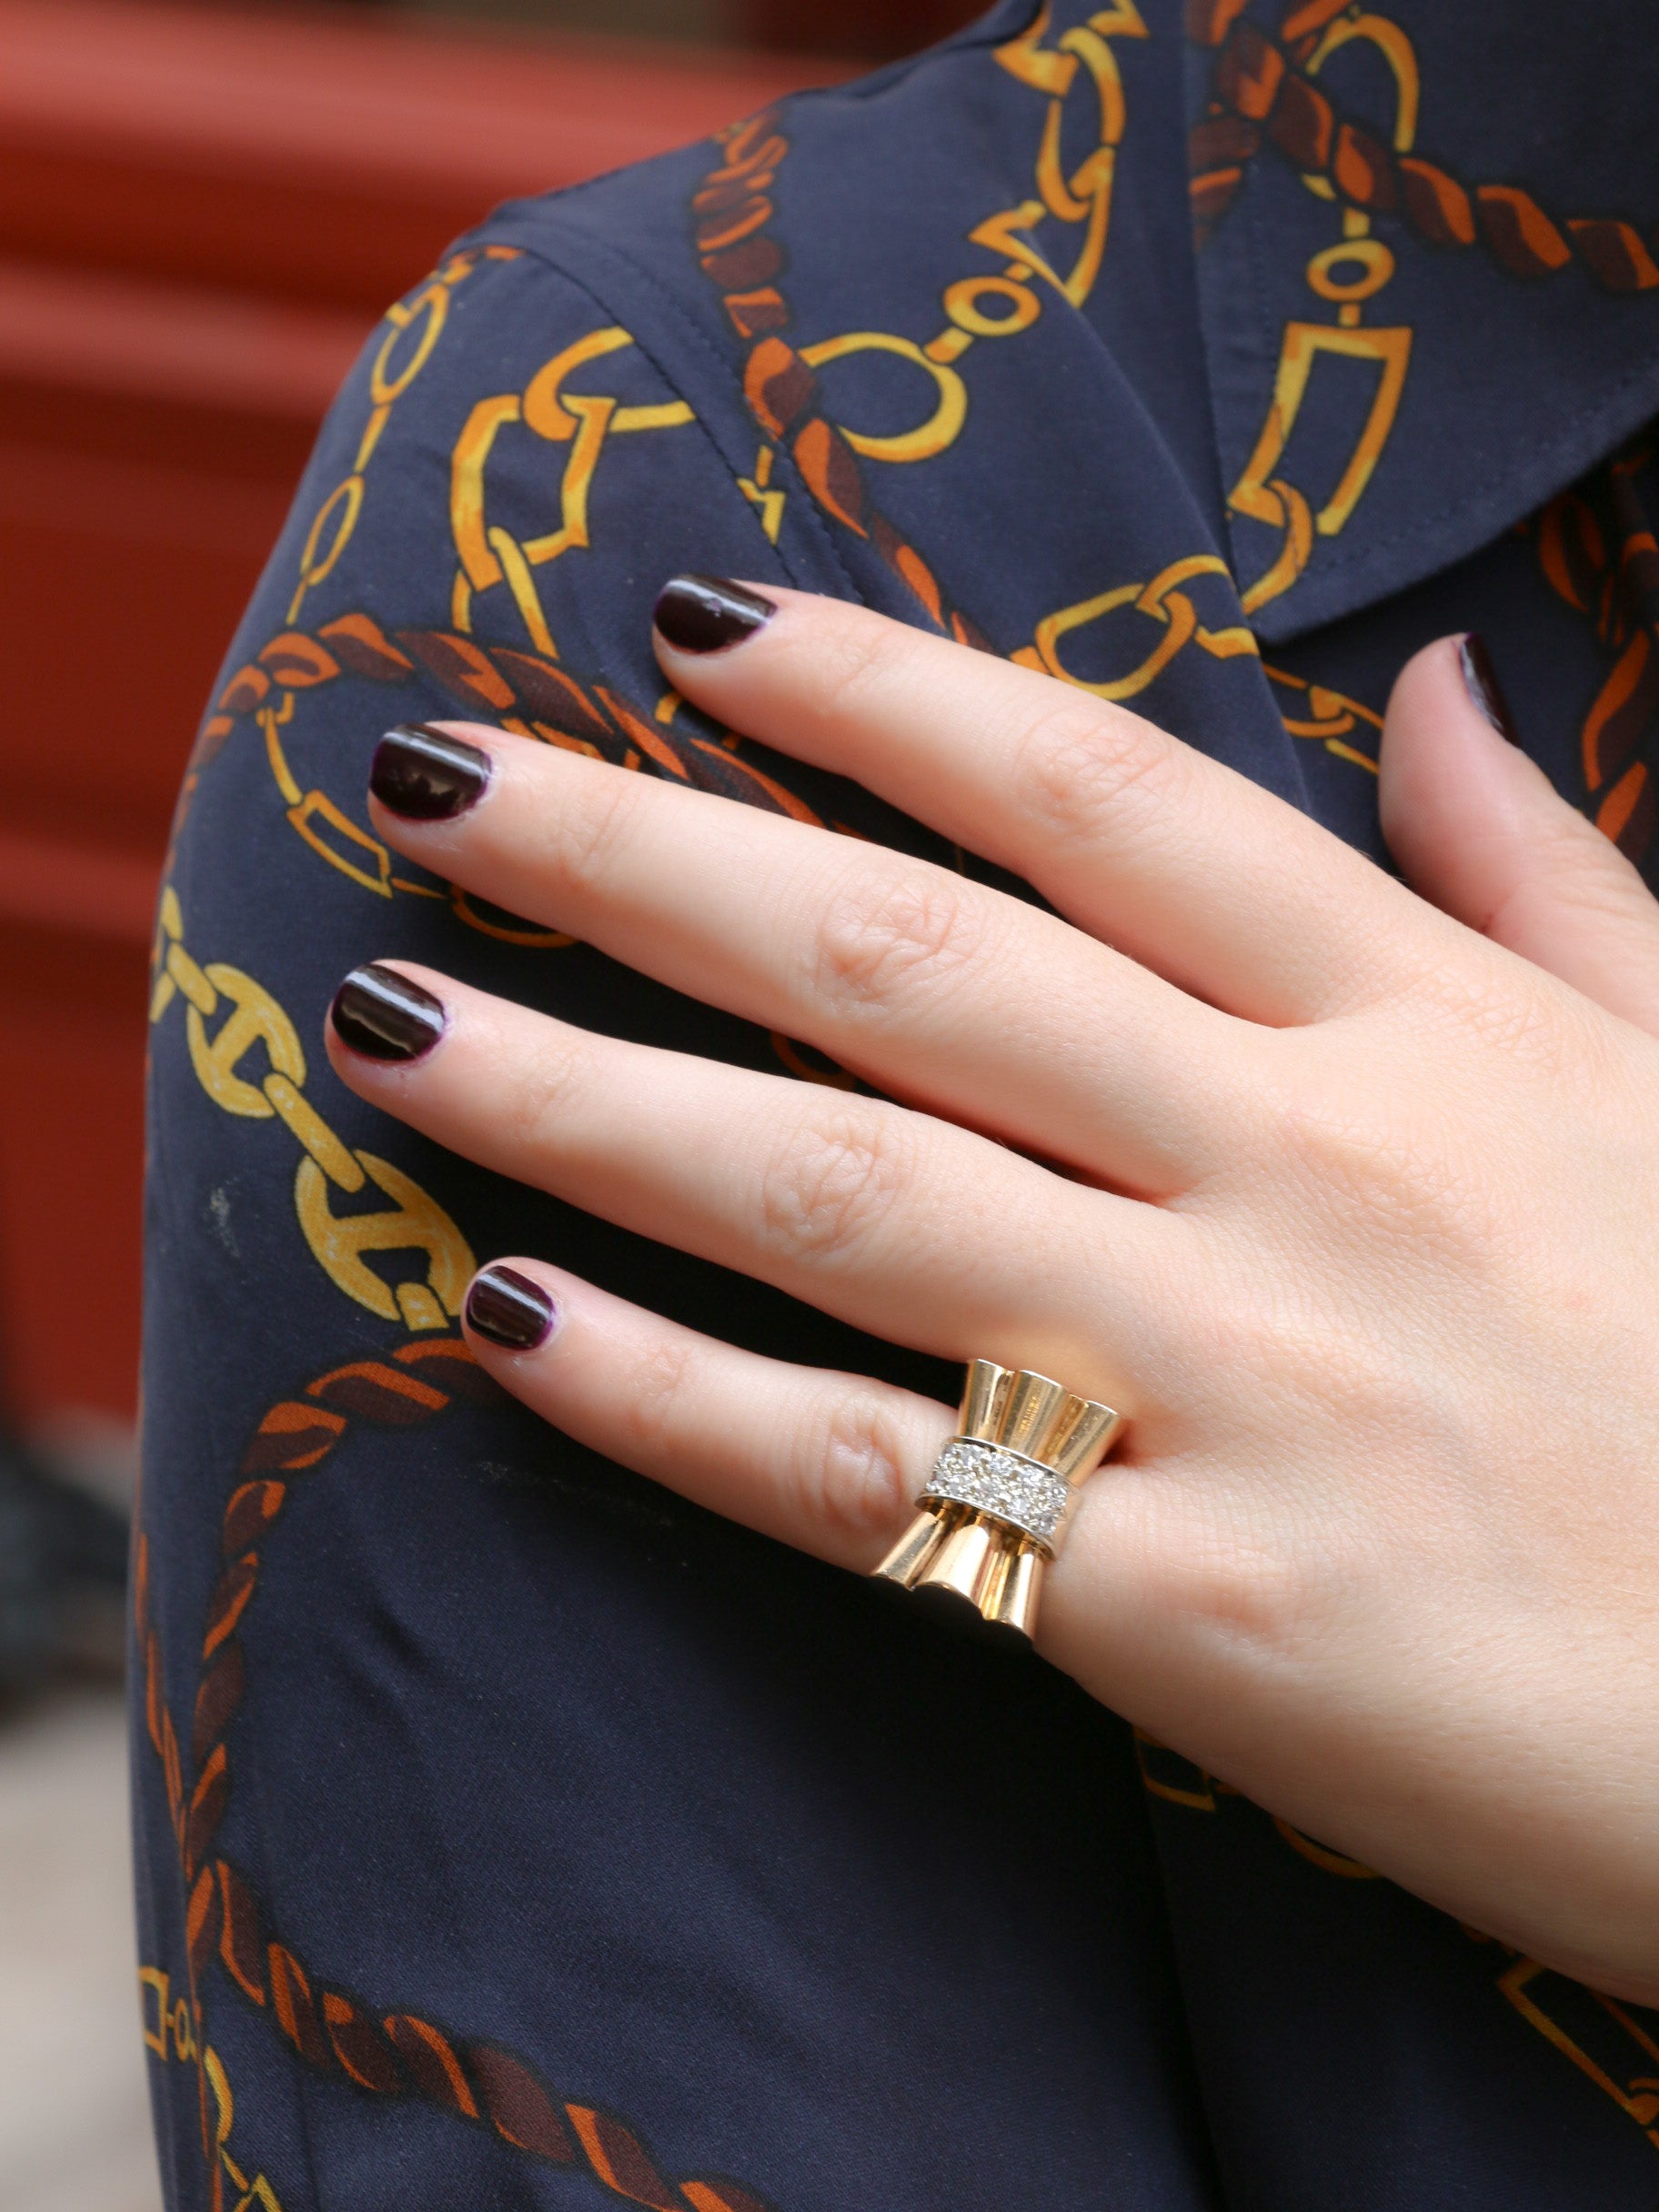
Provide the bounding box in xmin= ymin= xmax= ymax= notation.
xmin=330 ymin=964 xmax=447 ymax=1062
xmin=466 ymin=1264 xmax=558 ymax=1351
xmin=370 ymin=723 xmax=493 ymax=820
xmin=1458 ymin=634 xmax=1519 ymax=744
xmin=653 ymin=574 xmax=775 ymax=654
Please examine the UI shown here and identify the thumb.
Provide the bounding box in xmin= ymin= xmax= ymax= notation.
xmin=1379 ymin=633 xmax=1659 ymax=1033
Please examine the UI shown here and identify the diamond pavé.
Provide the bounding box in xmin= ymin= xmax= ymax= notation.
xmin=920 ymin=1437 xmax=1071 ymax=1547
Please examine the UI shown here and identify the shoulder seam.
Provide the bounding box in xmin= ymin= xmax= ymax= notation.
xmin=481 ymin=229 xmax=870 ymax=608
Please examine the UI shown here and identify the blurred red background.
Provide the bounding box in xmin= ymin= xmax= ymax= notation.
xmin=0 ymin=0 xmax=979 ymax=1424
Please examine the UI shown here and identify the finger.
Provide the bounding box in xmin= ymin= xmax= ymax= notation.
xmin=457 ymin=1259 xmax=1169 ymax=1682
xmin=324 ymin=960 xmax=1187 ymax=1389
xmin=366 ymin=722 xmax=1265 ymax=1193
xmin=457 ymin=1256 xmax=950 ymax=1568
xmin=459 ymin=1256 xmax=1181 ymax=1689
xmin=650 ymin=578 xmax=1453 ymax=1024
xmin=1380 ymin=634 xmax=1659 ymax=1033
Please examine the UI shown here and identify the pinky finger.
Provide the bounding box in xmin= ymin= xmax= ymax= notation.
xmin=461 ymin=1259 xmax=954 ymax=1572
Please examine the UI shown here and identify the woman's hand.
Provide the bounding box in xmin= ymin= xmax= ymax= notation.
xmin=326 ymin=579 xmax=1659 ymax=2000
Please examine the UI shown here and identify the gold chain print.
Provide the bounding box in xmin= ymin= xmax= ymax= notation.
xmin=1225 ymin=13 xmax=1418 ymax=614
xmin=185 ymin=248 xmax=519 ymax=894
xmin=150 ymin=888 xmax=475 ymax=1332
xmin=779 ymin=4 xmax=1147 ymax=494
xmin=696 ymin=31 xmax=1394 ymax=769
xmin=1010 ymin=552 xmax=1259 ymax=701
xmin=285 ymin=247 xmax=520 ymax=631
xmin=141 ymin=1967 xmax=287 ymax=2212
xmin=449 ymin=326 xmax=696 ymax=655
xmin=1008 ymin=561 xmax=1385 ymax=770
xmin=184 ymin=280 xmax=704 ymax=922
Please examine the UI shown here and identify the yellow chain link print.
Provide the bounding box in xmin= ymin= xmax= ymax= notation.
xmin=250 ymin=248 xmax=528 ymax=879
xmin=1140 ymin=1732 xmax=1659 ymax=2150
xmin=150 ymin=889 xmax=474 ymax=1330
xmin=1013 ymin=552 xmax=1259 ymax=699
xmin=1500 ymin=1958 xmax=1659 ymax=2147
xmin=449 ymin=326 xmax=696 ymax=655
xmin=1011 ymin=558 xmax=1385 ymax=770
xmin=784 ymin=4 xmax=1145 ymax=477
xmin=1262 ymin=660 xmax=1383 ymax=772
xmin=141 ymin=1966 xmax=287 ymax=2212
xmin=1228 ymin=15 xmax=1419 ymax=613
xmin=286 ymin=248 xmax=518 ymax=629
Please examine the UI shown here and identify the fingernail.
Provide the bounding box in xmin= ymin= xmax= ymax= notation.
xmin=654 ymin=574 xmax=775 ymax=654
xmin=1458 ymin=634 xmax=1519 ymax=744
xmin=466 ymin=1264 xmax=558 ymax=1351
xmin=330 ymin=963 xmax=447 ymax=1062
xmin=370 ymin=723 xmax=493 ymax=820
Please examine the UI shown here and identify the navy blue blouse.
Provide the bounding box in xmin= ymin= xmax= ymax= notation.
xmin=136 ymin=5 xmax=1659 ymax=2206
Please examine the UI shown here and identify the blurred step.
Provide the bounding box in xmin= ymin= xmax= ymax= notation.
xmin=0 ymin=1688 xmax=160 ymax=2212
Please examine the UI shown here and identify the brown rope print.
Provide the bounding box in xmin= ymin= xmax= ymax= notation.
xmin=1533 ymin=445 xmax=1659 ymax=859
xmin=186 ymin=608 xmax=821 ymax=860
xmin=1187 ymin=0 xmax=1659 ymax=287
xmin=690 ymin=113 xmax=994 ymax=650
xmin=137 ymin=1342 xmax=778 ymax=2212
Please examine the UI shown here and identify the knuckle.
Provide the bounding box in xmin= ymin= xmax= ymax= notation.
xmin=1149 ymin=1495 xmax=1358 ymax=1667
xmin=543 ymin=760 xmax=642 ymax=899
xmin=1010 ymin=694 xmax=1183 ymax=846
xmin=789 ymin=1394 xmax=912 ymax=1538
xmin=1147 ymin=1513 xmax=1328 ymax=1664
xmin=1264 ymin=1055 xmax=1481 ymax=1254
xmin=1393 ymin=955 xmax=1574 ymax=1082
xmin=756 ymin=1105 xmax=910 ymax=1269
xmin=1282 ymin=1092 xmax=1451 ymax=1247
xmin=617 ymin=1332 xmax=699 ymax=1458
xmin=802 ymin=607 xmax=920 ymax=727
xmin=811 ymin=861 xmax=983 ymax=1020
xmin=499 ymin=1027 xmax=593 ymax=1156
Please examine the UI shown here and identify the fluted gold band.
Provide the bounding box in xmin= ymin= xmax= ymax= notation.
xmin=872 ymin=1360 xmax=1123 ymax=1639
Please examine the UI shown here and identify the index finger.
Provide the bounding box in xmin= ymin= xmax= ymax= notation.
xmin=651 ymin=578 xmax=1460 ymax=1026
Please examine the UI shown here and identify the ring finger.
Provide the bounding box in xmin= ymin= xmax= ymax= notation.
xmin=454 ymin=1254 xmax=1167 ymax=1679
xmin=459 ymin=1253 xmax=951 ymax=1569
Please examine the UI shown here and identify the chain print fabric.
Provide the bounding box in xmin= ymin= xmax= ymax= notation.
xmin=138 ymin=5 xmax=1659 ymax=2208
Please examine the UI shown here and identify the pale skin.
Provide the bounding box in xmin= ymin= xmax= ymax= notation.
xmin=325 ymin=588 xmax=1659 ymax=2002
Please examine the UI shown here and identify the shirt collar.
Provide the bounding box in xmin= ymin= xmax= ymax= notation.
xmin=960 ymin=0 xmax=1659 ymax=643
xmin=1184 ymin=0 xmax=1659 ymax=641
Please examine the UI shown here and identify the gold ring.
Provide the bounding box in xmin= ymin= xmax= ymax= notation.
xmin=872 ymin=1361 xmax=1122 ymax=1639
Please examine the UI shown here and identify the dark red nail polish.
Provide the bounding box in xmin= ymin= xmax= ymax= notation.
xmin=330 ymin=964 xmax=447 ymax=1062
xmin=371 ymin=724 xmax=493 ymax=819
xmin=1458 ymin=634 xmax=1519 ymax=744
xmin=654 ymin=575 xmax=775 ymax=654
xmin=467 ymin=1264 xmax=558 ymax=1351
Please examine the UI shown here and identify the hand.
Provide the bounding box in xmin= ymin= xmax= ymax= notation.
xmin=326 ymin=579 xmax=1659 ymax=2001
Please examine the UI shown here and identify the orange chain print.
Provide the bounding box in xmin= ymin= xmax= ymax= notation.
xmin=692 ymin=111 xmax=993 ymax=648
xmin=138 ymin=1340 xmax=779 ymax=2212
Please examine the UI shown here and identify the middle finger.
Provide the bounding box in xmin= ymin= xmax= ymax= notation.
xmin=366 ymin=724 xmax=1268 ymax=1194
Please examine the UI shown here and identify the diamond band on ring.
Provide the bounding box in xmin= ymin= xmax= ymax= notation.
xmin=922 ymin=1439 xmax=1072 ymax=1547
xmin=872 ymin=1360 xmax=1123 ymax=1639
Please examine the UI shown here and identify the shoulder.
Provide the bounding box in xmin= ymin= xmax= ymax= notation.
xmin=465 ymin=14 xmax=1033 ymax=359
